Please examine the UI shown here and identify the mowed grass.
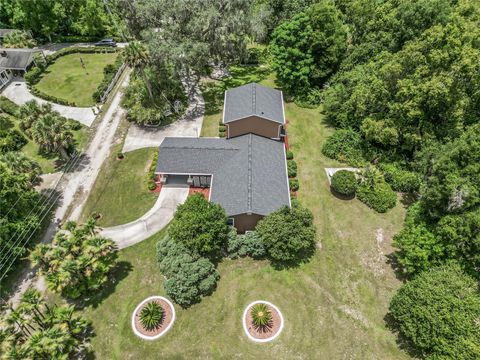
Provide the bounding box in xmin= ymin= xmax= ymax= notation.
xmin=80 ymin=147 xmax=158 ymax=227
xmin=35 ymin=53 xmax=118 ymax=107
xmin=80 ymin=66 xmax=410 ymax=359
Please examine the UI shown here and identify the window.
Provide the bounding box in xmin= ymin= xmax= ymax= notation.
xmin=227 ymin=218 xmax=235 ymax=226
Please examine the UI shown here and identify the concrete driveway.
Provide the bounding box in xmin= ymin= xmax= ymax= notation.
xmin=2 ymin=79 xmax=96 ymax=126
xmin=100 ymin=186 xmax=189 ymax=249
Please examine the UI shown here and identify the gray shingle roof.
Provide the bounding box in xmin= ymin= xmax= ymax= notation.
xmin=0 ymin=48 xmax=40 ymax=70
xmin=156 ymin=134 xmax=290 ymax=216
xmin=223 ymin=83 xmax=285 ymax=124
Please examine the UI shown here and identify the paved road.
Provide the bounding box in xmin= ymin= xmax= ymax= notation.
xmin=7 ymin=71 xmax=131 ymax=306
xmin=122 ymin=75 xmax=205 ymax=153
xmin=100 ymin=186 xmax=189 ymax=249
xmin=2 ymin=79 xmax=96 ymax=126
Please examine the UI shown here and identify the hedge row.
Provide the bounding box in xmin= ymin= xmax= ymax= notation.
xmin=286 ymin=150 xmax=300 ymax=192
xmin=0 ymin=96 xmax=20 ymax=116
xmin=92 ymin=55 xmax=124 ymax=103
xmin=29 ymin=87 xmax=77 ymax=106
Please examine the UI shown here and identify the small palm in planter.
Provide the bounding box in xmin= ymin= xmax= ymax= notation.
xmin=139 ymin=301 xmax=164 ymax=331
xmin=251 ymin=303 xmax=272 ymax=330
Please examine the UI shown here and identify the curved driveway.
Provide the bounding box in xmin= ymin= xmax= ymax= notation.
xmin=99 ymin=187 xmax=189 ymax=249
xmin=2 ymin=79 xmax=96 ymax=126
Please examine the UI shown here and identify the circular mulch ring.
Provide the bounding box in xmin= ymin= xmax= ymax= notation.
xmin=243 ymin=300 xmax=284 ymax=343
xmin=131 ymin=296 xmax=176 ymax=340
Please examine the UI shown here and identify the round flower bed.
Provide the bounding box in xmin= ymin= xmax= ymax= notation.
xmin=132 ymin=296 xmax=175 ymax=340
xmin=243 ymin=300 xmax=284 ymax=343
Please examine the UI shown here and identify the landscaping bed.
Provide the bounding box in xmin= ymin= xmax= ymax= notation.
xmin=243 ymin=301 xmax=283 ymax=342
xmin=132 ymin=296 xmax=175 ymax=339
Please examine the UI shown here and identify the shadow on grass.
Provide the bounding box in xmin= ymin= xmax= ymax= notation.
xmin=330 ymin=187 xmax=356 ymax=201
xmin=75 ymin=261 xmax=133 ymax=310
xmin=400 ymin=192 xmax=419 ymax=208
xmin=269 ymin=247 xmax=316 ymax=271
xmin=385 ymin=251 xmax=410 ymax=282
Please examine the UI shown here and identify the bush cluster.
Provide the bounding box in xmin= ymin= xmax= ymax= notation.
xmin=157 ymin=236 xmax=220 ymax=308
xmin=24 ymin=67 xmax=43 ymax=85
xmin=226 ymin=227 xmax=266 ymax=259
xmin=357 ymin=167 xmax=396 ymax=213
xmin=287 ymin=159 xmax=297 ymax=177
xmin=29 ymin=87 xmax=77 ymax=106
xmin=322 ymin=129 xmax=369 ymax=166
xmin=240 ymin=47 xmax=270 ymax=65
xmin=46 ymin=46 xmax=118 ymax=63
xmin=286 ymin=150 xmax=294 ymax=160
xmin=0 ymin=128 xmax=27 ymax=153
xmin=379 ymin=163 xmax=421 ymax=193
xmin=331 ymin=170 xmax=357 ymax=196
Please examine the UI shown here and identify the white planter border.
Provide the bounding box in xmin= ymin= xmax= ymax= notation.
xmin=132 ymin=296 xmax=176 ymax=340
xmin=243 ymin=300 xmax=284 ymax=343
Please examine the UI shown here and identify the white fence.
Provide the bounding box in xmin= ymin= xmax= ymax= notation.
xmin=100 ymin=63 xmax=126 ymax=103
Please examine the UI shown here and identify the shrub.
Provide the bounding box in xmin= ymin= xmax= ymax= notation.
xmin=286 ymin=150 xmax=294 ymax=160
xmin=92 ymin=55 xmax=124 ymax=103
xmin=357 ymin=167 xmax=397 ymax=213
xmin=331 ymin=170 xmax=357 ymax=196
xmin=251 ymin=303 xmax=272 ymax=328
xmin=168 ymin=193 xmax=229 ymax=259
xmin=226 ymin=227 xmax=266 ymax=259
xmin=389 ymin=265 xmax=480 ymax=359
xmin=287 ymin=159 xmax=297 ymax=177
xmin=148 ymin=182 xmax=157 ymax=191
xmin=380 ymin=163 xmax=421 ymax=192
xmin=0 ymin=97 xmax=19 ymax=116
xmin=25 ymin=67 xmax=43 ymax=85
xmin=322 ymin=129 xmax=368 ymax=166
xmin=0 ymin=129 xmax=27 ymax=153
xmin=219 ymin=131 xmax=226 ymax=138
xmin=68 ymin=119 xmax=82 ymax=131
xmin=294 ymin=88 xmax=323 ymax=108
xmin=0 ymin=114 xmax=12 ymax=130
xmin=139 ymin=302 xmax=164 ymax=330
xmin=219 ymin=127 xmax=226 ymax=133
xmin=156 ymin=236 xmax=219 ymax=307
xmin=256 ymin=204 xmax=316 ymax=266
xmin=289 ymin=178 xmax=299 ymax=192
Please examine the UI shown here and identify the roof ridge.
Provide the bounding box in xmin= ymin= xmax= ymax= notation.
xmin=252 ymin=83 xmax=256 ymax=115
xmin=247 ymin=134 xmax=253 ymax=213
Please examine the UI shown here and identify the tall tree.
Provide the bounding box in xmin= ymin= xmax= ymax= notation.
xmin=30 ymin=113 xmax=74 ymax=159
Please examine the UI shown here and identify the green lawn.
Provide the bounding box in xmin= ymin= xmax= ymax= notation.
xmin=74 ymin=66 xmax=410 ymax=359
xmin=80 ymin=146 xmax=158 ymax=227
xmin=35 ymin=53 xmax=118 ymax=107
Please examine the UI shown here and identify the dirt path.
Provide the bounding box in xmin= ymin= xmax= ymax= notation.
xmin=6 ymin=71 xmax=131 ymax=307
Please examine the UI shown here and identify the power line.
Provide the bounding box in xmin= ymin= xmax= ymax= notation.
xmin=0 ymin=152 xmax=84 ymax=278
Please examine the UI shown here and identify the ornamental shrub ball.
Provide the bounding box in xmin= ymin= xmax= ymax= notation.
xmin=357 ymin=167 xmax=396 ymax=213
xmin=321 ymin=129 xmax=368 ymax=166
xmin=286 ymin=150 xmax=294 ymax=160
xmin=389 ymin=265 xmax=480 ymax=359
xmin=330 ymin=170 xmax=357 ymax=196
xmin=256 ymin=203 xmax=316 ymax=266
xmin=287 ymin=159 xmax=297 ymax=177
xmin=168 ymin=193 xmax=229 ymax=259
xmin=289 ymin=178 xmax=299 ymax=192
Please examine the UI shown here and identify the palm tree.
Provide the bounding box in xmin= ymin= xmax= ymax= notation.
xmin=30 ymin=113 xmax=74 ymax=160
xmin=0 ymin=152 xmax=41 ymax=186
xmin=250 ymin=303 xmax=272 ymax=329
xmin=139 ymin=302 xmax=164 ymax=330
xmin=124 ymin=41 xmax=155 ymax=101
xmin=2 ymin=30 xmax=36 ymax=48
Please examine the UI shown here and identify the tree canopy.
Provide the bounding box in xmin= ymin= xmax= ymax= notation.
xmin=256 ymin=203 xmax=316 ymax=266
xmin=389 ymin=265 xmax=480 ymax=359
xmin=30 ymin=220 xmax=117 ymax=299
xmin=168 ymin=194 xmax=229 ymax=260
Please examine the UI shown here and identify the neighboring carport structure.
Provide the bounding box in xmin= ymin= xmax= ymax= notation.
xmin=155 ymin=134 xmax=291 ymax=232
xmin=0 ymin=48 xmax=43 ymax=89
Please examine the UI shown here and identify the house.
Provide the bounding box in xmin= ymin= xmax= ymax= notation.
xmin=155 ymin=83 xmax=291 ymax=232
xmin=223 ymin=82 xmax=285 ymax=139
xmin=0 ymin=48 xmax=43 ymax=89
